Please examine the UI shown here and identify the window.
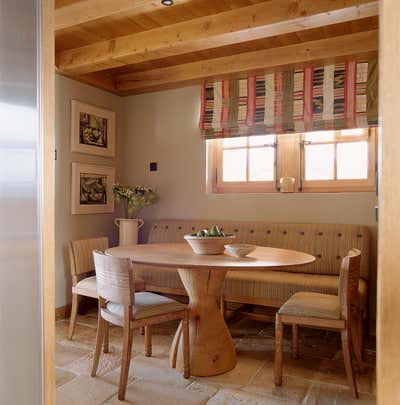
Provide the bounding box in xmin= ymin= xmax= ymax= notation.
xmin=211 ymin=135 xmax=277 ymax=193
xmin=209 ymin=128 xmax=377 ymax=193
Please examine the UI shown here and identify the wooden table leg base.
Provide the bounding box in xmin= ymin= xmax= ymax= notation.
xmin=169 ymin=268 xmax=237 ymax=376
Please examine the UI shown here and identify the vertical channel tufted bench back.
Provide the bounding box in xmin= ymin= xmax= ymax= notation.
xmin=147 ymin=220 xmax=370 ymax=279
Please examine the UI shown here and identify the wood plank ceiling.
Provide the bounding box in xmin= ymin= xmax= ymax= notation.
xmin=55 ymin=0 xmax=379 ymax=96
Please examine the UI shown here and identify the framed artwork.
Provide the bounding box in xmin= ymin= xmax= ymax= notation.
xmin=71 ymin=100 xmax=115 ymax=157
xmin=71 ymin=163 xmax=115 ymax=214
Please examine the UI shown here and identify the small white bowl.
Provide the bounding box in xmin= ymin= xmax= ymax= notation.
xmin=224 ymin=243 xmax=257 ymax=258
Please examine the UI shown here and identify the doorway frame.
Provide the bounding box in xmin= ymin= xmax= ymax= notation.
xmin=39 ymin=1 xmax=400 ymax=404
xmin=40 ymin=0 xmax=55 ymax=404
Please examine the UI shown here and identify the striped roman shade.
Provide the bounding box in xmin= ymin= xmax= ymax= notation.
xmin=200 ymin=59 xmax=378 ymax=139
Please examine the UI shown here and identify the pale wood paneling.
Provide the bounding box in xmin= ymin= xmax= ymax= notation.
xmin=377 ymin=0 xmax=400 ymax=403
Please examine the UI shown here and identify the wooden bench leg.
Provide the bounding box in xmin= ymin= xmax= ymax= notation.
xmin=292 ymin=324 xmax=299 ymax=359
xmin=145 ymin=325 xmax=152 ymax=357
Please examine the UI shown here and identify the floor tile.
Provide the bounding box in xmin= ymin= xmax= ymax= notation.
xmin=56 ymin=320 xmax=98 ymax=348
xmin=198 ymin=352 xmax=266 ymax=387
xmin=186 ymin=381 xmax=219 ymax=398
xmin=55 ymin=315 xmax=376 ymax=404
xmin=63 ymin=347 xmax=123 ymax=377
xmin=56 ymin=375 xmax=118 ymax=405
xmin=206 ymin=388 xmax=284 ymax=405
xmin=314 ymin=358 xmax=374 ymax=394
xmin=104 ymin=379 xmax=211 ymax=405
xmin=56 ymin=368 xmax=76 ymax=388
xmin=126 ymin=354 xmax=192 ymax=388
xmin=56 ymin=342 xmax=90 ymax=367
xmin=245 ymin=362 xmax=311 ymax=403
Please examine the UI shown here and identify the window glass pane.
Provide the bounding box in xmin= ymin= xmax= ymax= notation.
xmin=249 ymin=147 xmax=274 ymax=181
xmin=223 ymin=149 xmax=247 ymax=181
xmin=305 ymin=144 xmax=334 ymax=180
xmin=337 ymin=141 xmax=368 ymax=179
xmin=340 ymin=128 xmax=365 ymax=137
xmin=223 ymin=137 xmax=247 ymax=148
xmin=249 ymin=134 xmax=275 ymax=146
xmin=304 ymin=131 xmax=334 ymax=142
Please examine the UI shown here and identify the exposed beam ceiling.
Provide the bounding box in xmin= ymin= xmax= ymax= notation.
xmin=56 ymin=0 xmax=378 ymax=76
xmin=115 ymin=30 xmax=378 ymax=94
xmin=55 ymin=0 xmax=193 ymax=31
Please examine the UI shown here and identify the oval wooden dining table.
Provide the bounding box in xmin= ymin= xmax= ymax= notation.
xmin=106 ymin=243 xmax=315 ymax=377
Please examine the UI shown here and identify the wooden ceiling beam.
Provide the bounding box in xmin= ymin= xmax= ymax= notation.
xmin=115 ymin=30 xmax=378 ymax=95
xmin=55 ymin=0 xmax=193 ymax=31
xmin=56 ymin=0 xmax=379 ymax=75
xmin=56 ymin=69 xmax=119 ymax=94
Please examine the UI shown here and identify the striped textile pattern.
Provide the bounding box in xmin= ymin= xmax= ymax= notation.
xmin=200 ymin=59 xmax=378 ymax=139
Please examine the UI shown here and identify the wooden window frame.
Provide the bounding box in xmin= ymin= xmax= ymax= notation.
xmin=300 ymin=128 xmax=377 ymax=193
xmin=209 ymin=128 xmax=377 ymax=194
xmin=211 ymin=137 xmax=277 ymax=194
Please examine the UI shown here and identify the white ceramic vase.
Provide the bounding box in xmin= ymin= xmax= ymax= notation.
xmin=114 ymin=218 xmax=144 ymax=246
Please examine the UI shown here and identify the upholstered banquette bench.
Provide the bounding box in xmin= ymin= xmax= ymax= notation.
xmin=136 ymin=220 xmax=370 ymax=320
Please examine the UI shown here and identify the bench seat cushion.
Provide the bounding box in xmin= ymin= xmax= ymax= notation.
xmin=134 ymin=264 xmax=367 ymax=311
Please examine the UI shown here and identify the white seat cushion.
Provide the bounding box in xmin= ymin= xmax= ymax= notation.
xmin=74 ymin=276 xmax=97 ymax=296
xmin=105 ymin=292 xmax=186 ymax=320
xmin=278 ymin=292 xmax=341 ymax=320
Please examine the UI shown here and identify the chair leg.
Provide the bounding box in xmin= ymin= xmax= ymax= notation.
xmin=291 ymin=324 xmax=299 ymax=359
xmin=341 ymin=328 xmax=358 ymax=399
xmin=274 ymin=314 xmax=284 ymax=386
xmin=182 ymin=312 xmax=190 ymax=379
xmin=103 ymin=321 xmax=109 ymax=353
xmin=220 ymin=296 xmax=227 ymax=320
xmin=118 ymin=326 xmax=134 ymax=401
xmin=351 ymin=311 xmax=365 ymax=372
xmin=91 ymin=315 xmax=107 ymax=377
xmin=145 ymin=325 xmax=152 ymax=357
xmin=68 ymin=293 xmax=79 ymax=340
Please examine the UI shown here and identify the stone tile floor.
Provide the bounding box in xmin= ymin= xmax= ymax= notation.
xmin=56 ymin=308 xmax=376 ymax=404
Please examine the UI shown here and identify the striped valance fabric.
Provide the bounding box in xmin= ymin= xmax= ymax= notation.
xmin=200 ymin=59 xmax=378 ymax=139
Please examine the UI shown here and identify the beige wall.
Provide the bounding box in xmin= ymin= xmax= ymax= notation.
xmin=121 ymin=85 xmax=378 ymax=318
xmin=55 ymin=75 xmax=122 ymax=308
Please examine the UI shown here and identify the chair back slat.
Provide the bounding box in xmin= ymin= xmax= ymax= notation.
xmin=338 ymin=248 xmax=361 ymax=320
xmin=69 ymin=237 xmax=109 ymax=276
xmin=93 ymin=251 xmax=134 ymax=305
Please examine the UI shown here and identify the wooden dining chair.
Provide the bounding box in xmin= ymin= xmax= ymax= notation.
xmin=274 ymin=249 xmax=361 ymax=398
xmin=91 ymin=251 xmax=190 ymax=401
xmin=68 ymin=237 xmax=145 ymax=340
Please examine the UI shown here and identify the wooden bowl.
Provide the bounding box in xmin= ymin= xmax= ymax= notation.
xmin=224 ymin=243 xmax=257 ymax=258
xmin=184 ymin=234 xmax=236 ymax=255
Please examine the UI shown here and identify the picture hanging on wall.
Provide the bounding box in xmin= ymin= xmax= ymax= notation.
xmin=71 ymin=162 xmax=115 ymax=214
xmin=71 ymin=100 xmax=115 ymax=157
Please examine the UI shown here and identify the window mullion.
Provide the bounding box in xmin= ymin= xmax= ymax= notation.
xmin=246 ymin=137 xmax=250 ymax=182
xmin=334 ymin=143 xmax=338 ymax=180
